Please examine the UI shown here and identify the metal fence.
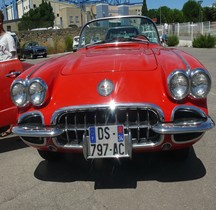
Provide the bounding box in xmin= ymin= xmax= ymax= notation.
xmin=157 ymin=21 xmax=216 ymax=40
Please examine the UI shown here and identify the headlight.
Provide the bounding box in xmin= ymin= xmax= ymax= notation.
xmin=191 ymin=69 xmax=211 ymax=98
xmin=168 ymin=70 xmax=189 ymax=100
xmin=29 ymin=78 xmax=47 ymax=106
xmin=11 ymin=80 xmax=28 ymax=107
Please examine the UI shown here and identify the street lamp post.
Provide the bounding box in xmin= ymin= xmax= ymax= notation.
xmin=160 ymin=6 xmax=162 ymax=26
xmin=197 ymin=0 xmax=203 ymax=22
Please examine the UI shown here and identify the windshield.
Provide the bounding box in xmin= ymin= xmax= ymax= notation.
xmin=32 ymin=42 xmax=39 ymax=46
xmin=79 ymin=16 xmax=160 ymax=48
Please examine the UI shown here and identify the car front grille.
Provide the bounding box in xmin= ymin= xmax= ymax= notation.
xmin=52 ymin=104 xmax=163 ymax=148
xmin=36 ymin=49 xmax=46 ymax=53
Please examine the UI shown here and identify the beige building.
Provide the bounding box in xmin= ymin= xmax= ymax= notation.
xmin=129 ymin=4 xmax=142 ymax=16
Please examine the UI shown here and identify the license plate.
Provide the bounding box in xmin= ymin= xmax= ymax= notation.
xmin=86 ymin=125 xmax=129 ymax=159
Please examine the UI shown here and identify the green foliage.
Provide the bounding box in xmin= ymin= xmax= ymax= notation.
xmin=171 ymin=9 xmax=185 ymax=23
xmin=147 ymin=7 xmax=185 ymax=24
xmin=65 ymin=36 xmax=73 ymax=52
xmin=18 ymin=0 xmax=55 ymax=31
xmin=203 ymin=6 xmax=216 ymax=21
xmin=192 ymin=34 xmax=216 ymax=48
xmin=166 ymin=35 xmax=179 ymax=47
xmin=182 ymin=0 xmax=200 ymax=22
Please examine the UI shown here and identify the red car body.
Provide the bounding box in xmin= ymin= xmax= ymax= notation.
xmin=0 ymin=58 xmax=33 ymax=132
xmin=11 ymin=16 xmax=214 ymax=161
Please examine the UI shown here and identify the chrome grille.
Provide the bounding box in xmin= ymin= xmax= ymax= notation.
xmin=52 ymin=104 xmax=163 ymax=147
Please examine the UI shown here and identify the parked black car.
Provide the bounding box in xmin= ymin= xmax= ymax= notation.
xmin=21 ymin=41 xmax=47 ymax=59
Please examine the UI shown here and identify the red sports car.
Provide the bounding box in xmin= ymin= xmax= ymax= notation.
xmin=10 ymin=16 xmax=214 ymax=161
xmin=0 ymin=58 xmax=33 ymax=137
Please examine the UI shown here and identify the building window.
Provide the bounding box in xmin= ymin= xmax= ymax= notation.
xmin=7 ymin=25 xmax=11 ymax=31
xmin=33 ymin=4 xmax=36 ymax=8
xmin=57 ymin=13 xmax=59 ymax=17
xmin=69 ymin=16 xmax=73 ymax=23
xmin=75 ymin=16 xmax=79 ymax=23
xmin=60 ymin=17 xmax=63 ymax=27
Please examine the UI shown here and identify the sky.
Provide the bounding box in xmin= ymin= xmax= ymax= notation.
xmin=133 ymin=0 xmax=216 ymax=10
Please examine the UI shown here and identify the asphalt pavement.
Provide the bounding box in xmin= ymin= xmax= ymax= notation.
xmin=0 ymin=47 xmax=216 ymax=210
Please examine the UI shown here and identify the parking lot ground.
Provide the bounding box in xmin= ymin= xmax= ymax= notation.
xmin=0 ymin=47 xmax=216 ymax=210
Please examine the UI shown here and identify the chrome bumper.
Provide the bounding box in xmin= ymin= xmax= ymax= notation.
xmin=152 ymin=116 xmax=215 ymax=134
xmin=12 ymin=116 xmax=215 ymax=137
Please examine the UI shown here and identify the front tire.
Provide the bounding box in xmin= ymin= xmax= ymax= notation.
xmin=30 ymin=53 xmax=36 ymax=59
xmin=37 ymin=150 xmax=63 ymax=161
xmin=22 ymin=54 xmax=26 ymax=59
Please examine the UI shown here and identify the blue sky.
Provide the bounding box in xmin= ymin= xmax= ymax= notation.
xmin=133 ymin=0 xmax=216 ymax=9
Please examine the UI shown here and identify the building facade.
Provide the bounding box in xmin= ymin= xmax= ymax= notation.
xmin=1 ymin=0 xmax=142 ymax=32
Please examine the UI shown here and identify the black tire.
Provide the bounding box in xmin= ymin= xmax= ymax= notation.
xmin=168 ymin=147 xmax=191 ymax=161
xmin=43 ymin=53 xmax=47 ymax=58
xmin=37 ymin=150 xmax=63 ymax=161
xmin=30 ymin=53 xmax=36 ymax=59
xmin=22 ymin=54 xmax=26 ymax=59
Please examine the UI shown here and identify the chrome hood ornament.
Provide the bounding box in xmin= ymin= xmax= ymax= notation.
xmin=97 ymin=79 xmax=114 ymax=96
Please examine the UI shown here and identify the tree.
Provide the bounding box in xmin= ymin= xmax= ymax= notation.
xmin=170 ymin=9 xmax=185 ymax=23
xmin=147 ymin=9 xmax=158 ymax=20
xmin=142 ymin=0 xmax=148 ymax=16
xmin=182 ymin=0 xmax=200 ymax=22
xmin=147 ymin=7 xmax=184 ymax=24
xmin=18 ymin=0 xmax=55 ymax=31
xmin=203 ymin=6 xmax=216 ymax=21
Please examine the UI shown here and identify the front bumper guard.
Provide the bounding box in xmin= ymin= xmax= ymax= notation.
xmin=12 ymin=116 xmax=215 ymax=137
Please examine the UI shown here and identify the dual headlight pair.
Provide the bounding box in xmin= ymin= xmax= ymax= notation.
xmin=168 ymin=68 xmax=211 ymax=100
xmin=11 ymin=78 xmax=47 ymax=107
xmin=10 ymin=68 xmax=211 ymax=107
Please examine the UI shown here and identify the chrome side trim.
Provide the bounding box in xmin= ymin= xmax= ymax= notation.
xmin=12 ymin=126 xmax=64 ymax=137
xmin=152 ymin=116 xmax=214 ymax=134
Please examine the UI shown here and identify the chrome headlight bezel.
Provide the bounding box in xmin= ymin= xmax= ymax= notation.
xmin=28 ymin=78 xmax=48 ymax=106
xmin=190 ymin=68 xmax=211 ymax=99
xmin=168 ymin=70 xmax=190 ymax=100
xmin=10 ymin=79 xmax=29 ymax=107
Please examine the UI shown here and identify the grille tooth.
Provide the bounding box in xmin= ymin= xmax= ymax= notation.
xmin=137 ymin=110 xmax=140 ymax=142
xmin=147 ymin=110 xmax=150 ymax=139
xmin=65 ymin=115 xmax=70 ymax=144
xmin=74 ymin=114 xmax=78 ymax=142
xmin=55 ymin=105 xmax=161 ymax=147
xmin=126 ymin=110 xmax=129 ymax=135
xmin=94 ymin=111 xmax=97 ymax=126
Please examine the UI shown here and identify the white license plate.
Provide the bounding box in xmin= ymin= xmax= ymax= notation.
xmin=87 ymin=125 xmax=128 ymax=158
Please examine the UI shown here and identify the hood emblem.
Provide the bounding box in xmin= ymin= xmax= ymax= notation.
xmin=97 ymin=79 xmax=114 ymax=96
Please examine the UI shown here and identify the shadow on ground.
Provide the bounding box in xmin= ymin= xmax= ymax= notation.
xmin=34 ymin=147 xmax=206 ymax=189
xmin=0 ymin=136 xmax=28 ymax=153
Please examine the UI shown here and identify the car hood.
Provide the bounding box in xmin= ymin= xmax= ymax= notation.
xmin=61 ymin=46 xmax=158 ymax=75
